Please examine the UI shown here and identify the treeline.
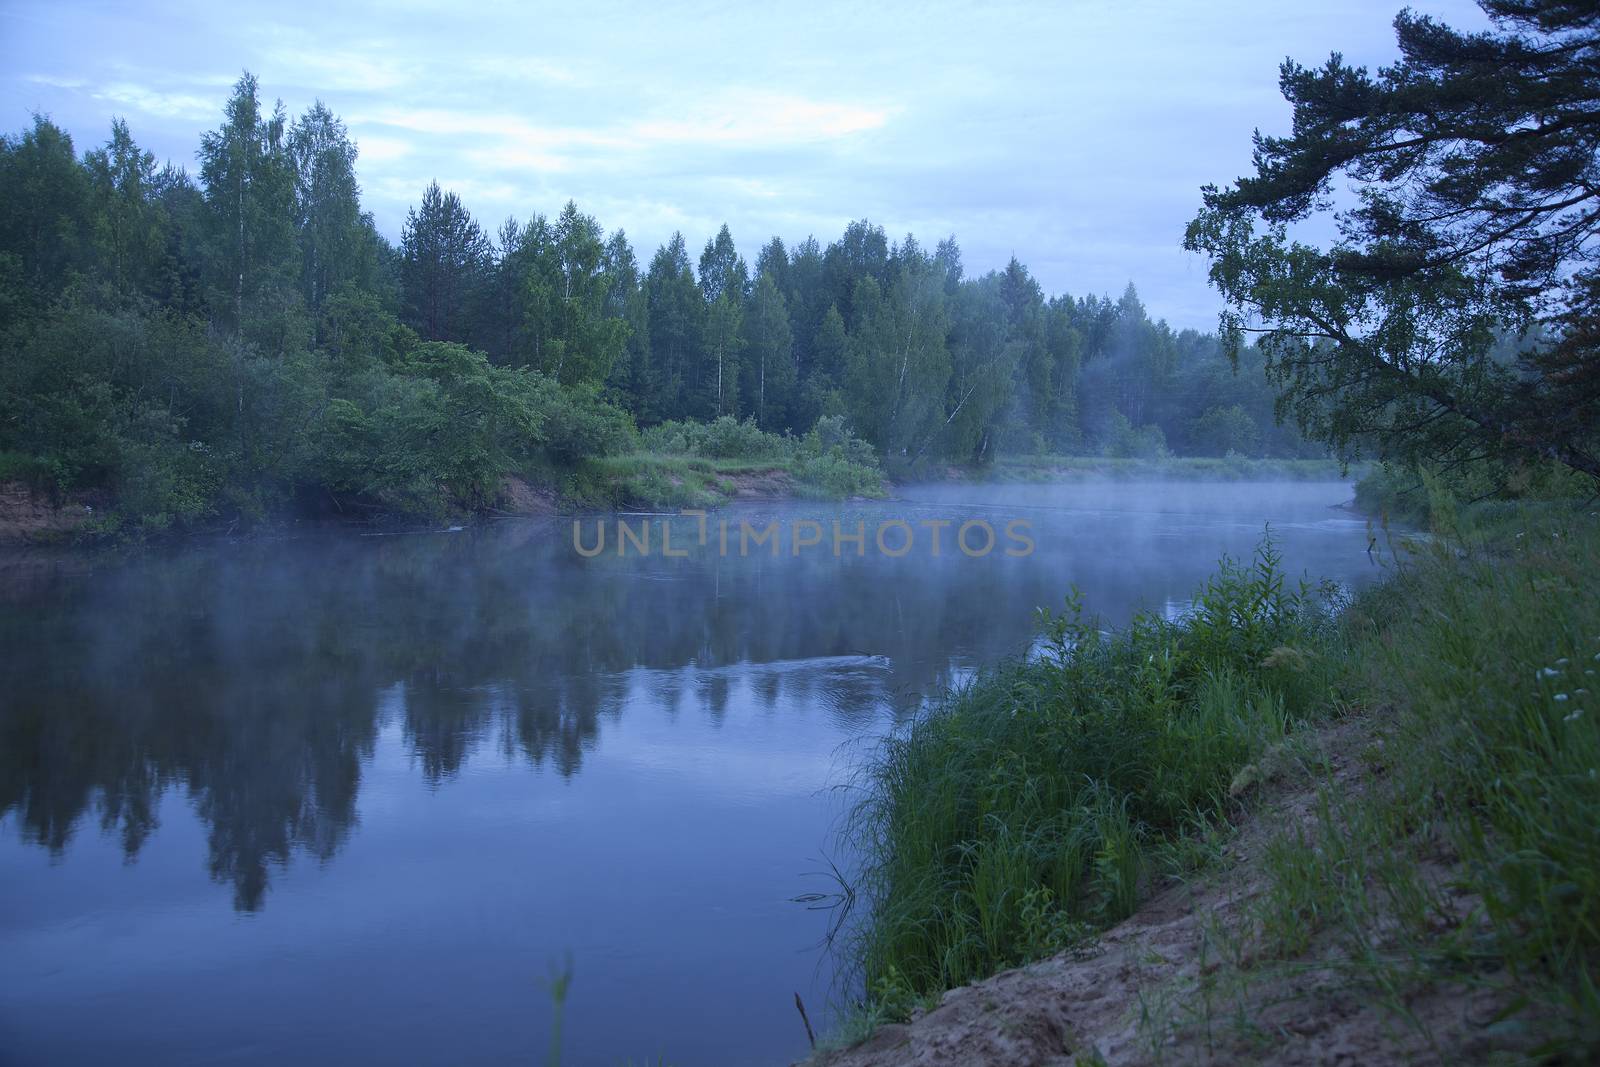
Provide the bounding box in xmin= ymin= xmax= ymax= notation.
xmin=0 ymin=74 xmax=1314 ymax=528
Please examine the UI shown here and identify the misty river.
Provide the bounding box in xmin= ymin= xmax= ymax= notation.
xmin=1 ymin=481 xmax=1388 ymax=1066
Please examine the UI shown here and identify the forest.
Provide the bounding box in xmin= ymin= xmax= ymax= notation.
xmin=0 ymin=74 xmax=1317 ymax=530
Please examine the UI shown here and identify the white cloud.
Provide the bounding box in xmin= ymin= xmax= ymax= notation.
xmin=631 ymin=92 xmax=894 ymax=147
xmin=353 ymin=134 xmax=413 ymax=165
xmin=263 ymin=47 xmax=413 ymax=94
xmin=92 ymin=82 xmax=216 ymax=120
xmin=24 ymin=74 xmax=87 ymax=90
xmin=466 ymin=56 xmax=584 ymax=87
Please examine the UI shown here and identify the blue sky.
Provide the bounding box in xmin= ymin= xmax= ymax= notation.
xmin=3 ymin=0 xmax=1488 ymax=328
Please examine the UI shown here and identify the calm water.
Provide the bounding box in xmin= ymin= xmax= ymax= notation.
xmin=0 ymin=481 xmax=1383 ymax=1066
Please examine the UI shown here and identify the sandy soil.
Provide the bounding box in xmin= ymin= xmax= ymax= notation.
xmin=495 ymin=475 xmax=560 ymax=516
xmin=727 ymin=468 xmax=796 ymax=499
xmin=805 ymin=715 xmax=1530 ymax=1067
xmin=0 ymin=481 xmax=98 ymax=543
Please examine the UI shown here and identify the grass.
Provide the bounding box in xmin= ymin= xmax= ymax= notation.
xmin=561 ymin=452 xmax=755 ymax=509
xmin=842 ymin=536 xmax=1345 ymax=1008
xmin=560 ymin=449 xmax=885 ymax=509
xmin=834 ymin=499 xmax=1600 ymax=1060
xmin=1203 ymin=508 xmax=1600 ymax=1059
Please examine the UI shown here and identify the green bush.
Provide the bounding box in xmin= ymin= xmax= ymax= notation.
xmin=640 ymin=415 xmax=788 ymax=461
xmin=1354 ymin=457 xmax=1593 ymax=528
xmin=1100 ymin=411 xmax=1170 ymax=460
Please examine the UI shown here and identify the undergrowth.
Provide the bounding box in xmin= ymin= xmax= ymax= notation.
xmin=563 ymin=414 xmax=884 ymax=507
xmin=1206 ymin=512 xmax=1600 ymax=1060
xmin=831 ymin=500 xmax=1600 ymax=1061
xmin=842 ymin=535 xmax=1344 ymax=1010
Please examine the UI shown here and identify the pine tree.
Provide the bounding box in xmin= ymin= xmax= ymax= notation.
xmin=399 ymin=180 xmax=489 ymax=344
xmin=698 ymin=223 xmax=749 ymax=304
xmin=645 ymin=233 xmax=703 ymax=419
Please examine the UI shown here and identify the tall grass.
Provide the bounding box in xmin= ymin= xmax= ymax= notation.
xmin=844 ymin=537 xmax=1342 ymax=1007
xmin=565 ymin=414 xmax=884 ymax=507
xmin=1233 ymin=514 xmax=1600 ymax=1055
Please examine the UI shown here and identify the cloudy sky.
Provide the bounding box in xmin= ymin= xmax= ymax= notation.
xmin=3 ymin=0 xmax=1488 ymax=328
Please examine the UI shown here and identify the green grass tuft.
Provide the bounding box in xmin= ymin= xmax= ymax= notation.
xmin=843 ymin=536 xmax=1341 ymax=1001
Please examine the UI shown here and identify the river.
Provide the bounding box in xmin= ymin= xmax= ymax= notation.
xmin=0 ymin=481 xmax=1388 ymax=1066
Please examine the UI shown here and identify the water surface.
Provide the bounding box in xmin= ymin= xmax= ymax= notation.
xmin=0 ymin=481 xmax=1384 ymax=1066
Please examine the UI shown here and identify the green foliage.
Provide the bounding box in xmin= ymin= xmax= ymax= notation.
xmin=1239 ymin=516 xmax=1600 ymax=1056
xmin=0 ymin=75 xmax=1328 ymax=534
xmin=624 ymin=413 xmax=883 ymax=503
xmin=1355 ymin=457 xmax=1595 ymax=529
xmin=640 ymin=416 xmax=784 ymax=460
xmin=1185 ymin=1 xmax=1600 ymax=485
xmin=1188 ymin=404 xmax=1261 ymax=458
xmin=847 ymin=537 xmax=1334 ymax=1001
xmin=112 ymin=402 xmax=222 ymax=529
xmin=400 ymin=180 xmax=489 ymax=345
xmin=1100 ymin=411 xmax=1170 ymax=460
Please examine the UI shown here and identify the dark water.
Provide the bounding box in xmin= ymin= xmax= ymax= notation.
xmin=0 ymin=482 xmax=1384 ymax=1066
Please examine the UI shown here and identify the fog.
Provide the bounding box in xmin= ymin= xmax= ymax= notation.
xmin=0 ymin=481 xmax=1386 ymax=1066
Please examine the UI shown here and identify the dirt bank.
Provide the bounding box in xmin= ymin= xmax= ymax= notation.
xmin=726 ymin=468 xmax=796 ymax=500
xmin=495 ymin=475 xmax=561 ymax=516
xmin=0 ymin=481 xmax=100 ymax=543
xmin=805 ymin=713 xmax=1527 ymax=1067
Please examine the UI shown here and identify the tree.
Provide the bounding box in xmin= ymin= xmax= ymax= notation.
xmin=601 ymin=229 xmax=654 ymax=416
xmin=482 ymin=216 xmax=530 ymax=363
xmin=288 ymin=102 xmax=378 ymax=329
xmin=698 ymin=223 xmax=749 ymax=304
xmin=755 ymin=236 xmax=789 ymax=297
xmin=1189 ymin=404 xmax=1262 ymax=456
xmin=399 ymin=180 xmax=489 ymax=344
xmin=84 ymin=119 xmax=163 ymax=300
xmin=0 ymin=116 xmax=91 ymax=307
xmin=799 ymin=303 xmax=849 ymax=425
xmin=1185 ymin=0 xmax=1600 ymax=483
xmin=741 ymin=272 xmax=795 ymax=429
xmin=941 ymin=270 xmax=1022 ymax=462
xmin=645 ymin=233 xmax=703 ymax=418
xmin=823 ymin=219 xmax=890 ymax=326
xmin=843 ymin=253 xmax=951 ymax=460
xmin=1042 ymin=296 xmax=1084 ymax=450
xmin=702 ymin=293 xmax=743 ymax=417
xmin=548 ymin=201 xmax=626 ymax=387
xmin=197 ymin=73 xmax=298 ymax=337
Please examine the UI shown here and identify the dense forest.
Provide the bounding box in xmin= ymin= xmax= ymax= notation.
xmin=0 ymin=74 xmax=1318 ymax=529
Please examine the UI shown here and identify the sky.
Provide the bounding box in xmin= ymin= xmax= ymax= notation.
xmin=2 ymin=0 xmax=1490 ymax=330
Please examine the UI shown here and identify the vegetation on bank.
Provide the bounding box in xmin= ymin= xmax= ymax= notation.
xmin=1353 ymin=457 xmax=1597 ymax=529
xmin=1215 ymin=504 xmax=1600 ymax=1059
xmin=947 ymin=454 xmax=1355 ymax=485
xmin=829 ymin=500 xmax=1600 ymax=1058
xmin=839 ymin=537 xmax=1342 ymax=1023
xmin=556 ymin=414 xmax=884 ymax=510
xmin=2 ymin=76 xmax=1327 ymax=536
xmin=822 ymin=1 xmax=1600 ymax=1054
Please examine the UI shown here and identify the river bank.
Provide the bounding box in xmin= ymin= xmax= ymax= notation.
xmin=807 ymin=504 xmax=1598 ymax=1065
xmin=0 ymin=454 xmax=1356 ymax=546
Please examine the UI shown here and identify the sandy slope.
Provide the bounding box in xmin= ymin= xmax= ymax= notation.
xmin=805 ymin=714 xmax=1528 ymax=1067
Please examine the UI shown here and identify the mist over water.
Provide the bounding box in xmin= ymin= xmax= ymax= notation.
xmin=0 ymin=481 xmax=1384 ymax=1066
